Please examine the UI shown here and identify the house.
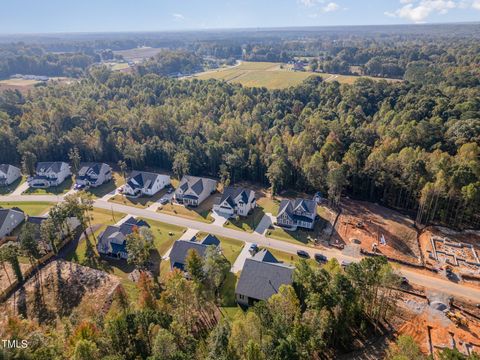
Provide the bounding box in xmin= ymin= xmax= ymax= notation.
xmin=75 ymin=163 xmax=112 ymax=189
xmin=0 ymin=208 xmax=25 ymax=238
xmin=28 ymin=162 xmax=71 ymax=188
xmin=169 ymin=234 xmax=221 ymax=271
xmin=276 ymin=198 xmax=317 ymax=230
xmin=212 ymin=186 xmax=256 ymax=217
xmin=0 ymin=164 xmax=21 ymax=187
xmin=26 ymin=215 xmax=80 ymax=252
xmin=174 ymin=176 xmax=217 ymax=207
xmin=97 ymin=217 xmax=150 ymax=259
xmin=123 ymin=171 xmax=170 ymax=197
xmin=235 ymin=249 xmax=294 ymax=307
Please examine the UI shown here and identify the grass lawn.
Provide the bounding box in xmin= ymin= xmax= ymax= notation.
xmin=266 ymin=225 xmax=321 ymax=246
xmin=221 ymin=306 xmax=243 ymax=321
xmin=224 ymin=207 xmax=265 ymax=233
xmin=0 ymin=176 xmax=25 ymax=195
xmin=257 ymin=196 xmax=280 ymax=216
xmin=88 ymin=171 xmax=125 ymax=198
xmin=0 ymin=201 xmax=53 ymax=216
xmin=23 ymin=177 xmax=73 ymax=195
xmin=195 ymin=232 xmax=244 ymax=264
xmin=109 ymin=188 xmax=167 ymax=209
xmin=158 ymin=202 xmax=214 ymax=223
xmin=64 ymin=212 xmax=185 ymax=300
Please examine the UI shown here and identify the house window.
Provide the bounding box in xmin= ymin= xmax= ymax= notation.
xmin=239 ymin=294 xmax=244 ymax=299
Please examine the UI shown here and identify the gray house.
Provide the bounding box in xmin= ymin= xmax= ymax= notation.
xmin=276 ymin=198 xmax=317 ymax=230
xmin=0 ymin=208 xmax=25 ymax=238
xmin=123 ymin=171 xmax=170 ymax=197
xmin=235 ymin=249 xmax=294 ymax=307
xmin=0 ymin=164 xmax=21 ymax=187
xmin=169 ymin=234 xmax=220 ymax=271
xmin=75 ymin=163 xmax=112 ymax=188
xmin=212 ymin=186 xmax=256 ymax=217
xmin=97 ymin=217 xmax=150 ymax=259
xmin=174 ymin=176 xmax=217 ymax=207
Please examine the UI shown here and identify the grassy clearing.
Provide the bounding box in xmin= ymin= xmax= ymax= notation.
xmin=257 ymin=196 xmax=280 ymax=216
xmin=224 ymin=207 xmax=266 ymax=233
xmin=109 ymin=188 xmax=167 ymax=209
xmin=0 ymin=201 xmax=53 ymax=216
xmin=266 ymin=222 xmax=324 ymax=246
xmin=193 ymin=61 xmax=401 ymax=89
xmin=0 ymin=79 xmax=40 ymax=86
xmin=158 ymin=200 xmax=214 ymax=223
xmin=24 ymin=178 xmax=73 ymax=195
xmin=88 ymin=171 xmax=125 ymax=198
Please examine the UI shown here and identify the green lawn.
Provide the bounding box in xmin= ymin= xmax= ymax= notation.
xmin=224 ymin=207 xmax=266 ymax=233
xmin=109 ymin=189 xmax=167 ymax=209
xmin=195 ymin=232 xmax=244 ymax=264
xmin=24 ymin=177 xmax=73 ymax=195
xmin=266 ymin=226 xmax=319 ymax=246
xmin=88 ymin=171 xmax=125 ymax=198
xmin=0 ymin=201 xmax=53 ymax=216
xmin=158 ymin=203 xmax=214 ymax=223
xmin=257 ymin=197 xmax=280 ymax=216
xmin=0 ymin=176 xmax=25 ymax=195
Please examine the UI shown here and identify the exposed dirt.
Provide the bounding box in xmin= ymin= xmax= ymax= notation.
xmin=0 ymin=260 xmax=120 ymax=331
xmin=333 ymin=199 xmax=421 ymax=264
xmin=0 ymin=262 xmax=30 ymax=293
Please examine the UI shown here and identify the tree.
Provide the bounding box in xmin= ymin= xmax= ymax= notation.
xmin=40 ymin=217 xmax=58 ymax=254
xmin=386 ymin=335 xmax=427 ymax=360
xmin=21 ymin=151 xmax=37 ymax=177
xmin=117 ymin=160 xmax=128 ymax=181
xmin=125 ymin=226 xmax=153 ymax=270
xmin=327 ymin=161 xmax=347 ymax=207
xmin=137 ymin=271 xmax=157 ymax=310
xmin=203 ymin=246 xmax=230 ymax=300
xmin=0 ymin=243 xmax=23 ymax=283
xmin=205 ymin=320 xmax=231 ymax=360
xmin=68 ymin=147 xmax=81 ymax=175
xmin=73 ymin=339 xmax=99 ymax=360
xmin=185 ymin=248 xmax=205 ymax=282
xmin=150 ymin=328 xmax=178 ymax=360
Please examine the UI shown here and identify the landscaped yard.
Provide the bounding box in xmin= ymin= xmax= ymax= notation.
xmin=88 ymin=171 xmax=125 ymax=198
xmin=0 ymin=201 xmax=53 ymax=216
xmin=109 ymin=187 xmax=167 ymax=208
xmin=266 ymin=223 xmax=324 ymax=246
xmin=256 ymin=196 xmax=280 ymax=216
xmin=23 ymin=178 xmax=73 ymax=195
xmin=158 ymin=195 xmax=217 ymax=223
xmin=224 ymin=207 xmax=266 ymax=232
xmin=0 ymin=176 xmax=25 ymax=195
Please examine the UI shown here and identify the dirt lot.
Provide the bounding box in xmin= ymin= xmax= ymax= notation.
xmin=0 ymin=260 xmax=120 ymax=329
xmin=420 ymin=226 xmax=480 ymax=280
xmin=0 ymin=262 xmax=30 ymax=294
xmin=333 ymin=199 xmax=421 ymax=264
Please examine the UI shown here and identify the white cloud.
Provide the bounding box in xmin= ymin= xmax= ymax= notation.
xmin=385 ymin=0 xmax=458 ymax=22
xmin=473 ymin=0 xmax=480 ymax=9
xmin=172 ymin=13 xmax=185 ymax=21
xmin=322 ymin=2 xmax=340 ymax=12
xmin=298 ymin=0 xmax=324 ymax=7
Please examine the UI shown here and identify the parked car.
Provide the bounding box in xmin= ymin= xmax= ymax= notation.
xmin=341 ymin=260 xmax=351 ymax=267
xmin=167 ymin=187 xmax=174 ymax=194
xmin=249 ymin=243 xmax=259 ymax=255
xmin=74 ymin=183 xmax=86 ymax=190
xmin=314 ymin=253 xmax=327 ymax=263
xmin=297 ymin=250 xmax=310 ymax=258
xmin=400 ymin=276 xmax=409 ymax=286
xmin=159 ymin=197 xmax=169 ymax=205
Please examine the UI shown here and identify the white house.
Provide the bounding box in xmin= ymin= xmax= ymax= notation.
xmin=28 ymin=162 xmax=71 ymax=188
xmin=174 ymin=176 xmax=217 ymax=207
xmin=0 ymin=208 xmax=25 ymax=238
xmin=0 ymin=164 xmax=21 ymax=187
xmin=123 ymin=171 xmax=170 ymax=197
xmin=213 ymin=186 xmax=256 ymax=217
xmin=75 ymin=163 xmax=112 ymax=188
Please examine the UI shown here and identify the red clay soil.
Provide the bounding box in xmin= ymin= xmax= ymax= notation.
xmin=334 ymin=199 xmax=421 ymax=264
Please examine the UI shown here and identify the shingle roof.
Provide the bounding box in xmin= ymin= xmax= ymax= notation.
xmin=0 ymin=164 xmax=18 ymax=176
xmin=77 ymin=162 xmax=109 ymax=177
xmin=36 ymin=162 xmax=66 ymax=174
xmin=278 ymin=198 xmax=316 ymax=223
xmin=0 ymin=208 xmax=25 ymax=228
xmin=201 ymin=234 xmax=220 ymax=246
xmin=126 ymin=171 xmax=162 ymax=190
xmin=220 ymin=186 xmax=255 ymax=208
xmin=169 ymin=240 xmax=210 ymax=271
xmin=97 ymin=217 xmax=150 ymax=255
xmin=236 ymin=250 xmax=294 ymax=302
xmin=177 ymin=176 xmax=215 ymax=197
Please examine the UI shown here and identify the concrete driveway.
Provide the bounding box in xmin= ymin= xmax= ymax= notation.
xmin=211 ymin=210 xmax=230 ymax=226
xmin=147 ymin=191 xmax=174 ymax=211
xmin=231 ymin=242 xmax=252 ymax=273
xmin=254 ymin=213 xmax=275 ymax=235
xmin=11 ymin=181 xmax=30 ymax=195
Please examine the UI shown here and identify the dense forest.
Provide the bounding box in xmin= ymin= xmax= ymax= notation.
xmin=0 ymin=49 xmax=479 ymax=228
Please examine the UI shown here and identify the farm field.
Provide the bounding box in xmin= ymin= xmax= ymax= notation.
xmin=113 ymin=47 xmax=163 ymax=63
xmin=193 ymin=61 xmax=401 ymax=89
xmin=0 ymin=77 xmax=75 ymax=93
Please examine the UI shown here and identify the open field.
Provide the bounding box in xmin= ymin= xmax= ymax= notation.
xmin=192 ymin=61 xmax=401 ymax=89
xmin=0 ymin=201 xmax=53 ymax=216
xmin=0 ymin=77 xmax=75 ymax=93
xmin=113 ymin=47 xmax=163 ymax=63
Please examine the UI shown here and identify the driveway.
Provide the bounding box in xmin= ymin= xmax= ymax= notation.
xmin=100 ymin=187 xmax=121 ymax=201
xmin=231 ymin=242 xmax=252 ymax=273
xmin=146 ymin=191 xmax=174 ymax=211
xmin=254 ymin=213 xmax=275 ymax=235
xmin=11 ymin=181 xmax=30 ymax=195
xmin=211 ymin=210 xmax=229 ymax=226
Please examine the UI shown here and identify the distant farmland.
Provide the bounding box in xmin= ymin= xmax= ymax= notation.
xmin=192 ymin=61 xmax=401 ymax=89
xmin=113 ymin=47 xmax=163 ymax=63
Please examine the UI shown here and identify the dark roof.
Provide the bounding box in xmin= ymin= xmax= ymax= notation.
xmin=27 ymin=216 xmax=48 ymax=225
xmin=178 ymin=176 xmax=213 ymax=196
xmin=0 ymin=208 xmax=25 ymax=227
xmin=236 ymin=250 xmax=294 ymax=302
xmin=201 ymin=234 xmax=220 ymax=246
xmin=218 ymin=186 xmax=255 ymax=208
xmin=278 ymin=198 xmax=316 ymax=223
xmin=36 ymin=162 xmax=66 ymax=174
xmin=169 ymin=240 xmax=210 ymax=271
xmin=126 ymin=171 xmax=162 ymax=190
xmin=252 ymin=249 xmax=279 ymax=263
xmin=0 ymin=164 xmax=18 ymax=175
xmin=97 ymin=217 xmax=150 ymax=256
xmin=77 ymin=162 xmax=109 ymax=177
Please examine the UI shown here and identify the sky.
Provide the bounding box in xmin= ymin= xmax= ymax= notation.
xmin=0 ymin=0 xmax=479 ymax=34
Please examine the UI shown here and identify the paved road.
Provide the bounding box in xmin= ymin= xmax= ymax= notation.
xmin=2 ymin=194 xmax=480 ymax=303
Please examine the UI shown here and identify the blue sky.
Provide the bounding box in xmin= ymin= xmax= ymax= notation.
xmin=0 ymin=0 xmax=479 ymax=34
